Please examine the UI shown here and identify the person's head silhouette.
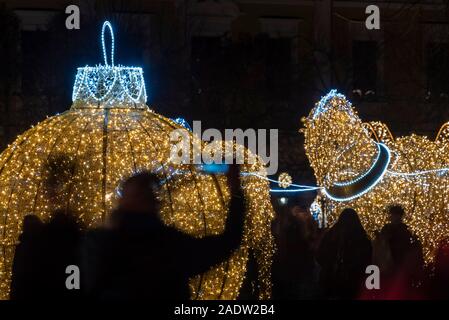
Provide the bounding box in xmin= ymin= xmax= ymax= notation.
xmin=336 ymin=208 xmax=363 ymax=230
xmin=118 ymin=172 xmax=160 ymax=214
xmin=21 ymin=214 xmax=43 ymax=235
xmin=388 ymin=205 xmax=405 ymax=224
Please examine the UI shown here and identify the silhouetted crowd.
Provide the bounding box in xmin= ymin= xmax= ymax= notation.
xmin=10 ymin=165 xmax=245 ymax=300
xmin=9 ymin=164 xmax=449 ymax=300
xmin=272 ymin=203 xmax=449 ymax=300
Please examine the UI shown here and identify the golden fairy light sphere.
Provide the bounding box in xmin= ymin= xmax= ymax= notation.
xmin=303 ymin=90 xmax=449 ymax=262
xmin=0 ymin=22 xmax=274 ymax=300
xmin=278 ymin=172 xmax=292 ymax=189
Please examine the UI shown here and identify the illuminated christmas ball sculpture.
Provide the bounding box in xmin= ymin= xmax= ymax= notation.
xmin=0 ymin=22 xmax=274 ymax=299
xmin=302 ymin=90 xmax=449 ymax=262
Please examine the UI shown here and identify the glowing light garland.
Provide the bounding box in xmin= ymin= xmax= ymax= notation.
xmin=332 ymin=143 xmax=386 ymax=186
xmin=256 ymin=148 xmax=446 ymax=197
xmin=245 ymin=172 xmax=321 ymax=192
xmin=324 ymin=143 xmax=391 ymax=202
xmin=387 ymin=168 xmax=449 ymax=177
xmin=101 ymin=21 xmax=115 ymax=67
xmin=278 ymin=172 xmax=292 ymax=189
xmin=302 ymin=90 xmax=449 ymax=262
xmin=269 ymin=188 xmax=319 ymax=193
xmin=71 ymin=22 xmax=147 ymax=108
xmin=0 ymin=21 xmax=275 ymax=300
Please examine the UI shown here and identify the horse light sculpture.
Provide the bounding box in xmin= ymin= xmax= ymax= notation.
xmin=302 ymin=90 xmax=449 ymax=262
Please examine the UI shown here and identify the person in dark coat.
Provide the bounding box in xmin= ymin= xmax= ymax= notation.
xmin=82 ymin=164 xmax=245 ymax=300
xmin=39 ymin=210 xmax=84 ymax=300
xmin=272 ymin=206 xmax=321 ymax=299
xmin=375 ymin=205 xmax=424 ymax=299
xmin=317 ymin=208 xmax=372 ymax=299
xmin=428 ymin=237 xmax=449 ymax=299
xmin=10 ymin=214 xmax=44 ymax=300
xmin=10 ymin=210 xmax=83 ymax=300
xmin=379 ymin=206 xmax=423 ymax=273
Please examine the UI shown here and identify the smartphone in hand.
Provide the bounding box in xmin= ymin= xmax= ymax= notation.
xmin=197 ymin=163 xmax=230 ymax=174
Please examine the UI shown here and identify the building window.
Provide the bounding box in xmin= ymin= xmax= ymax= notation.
xmin=426 ymin=42 xmax=449 ymax=96
xmin=352 ymin=40 xmax=378 ymax=94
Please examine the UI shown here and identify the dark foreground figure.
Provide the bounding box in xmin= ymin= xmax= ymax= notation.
xmin=372 ymin=205 xmax=424 ymax=299
xmin=317 ymin=208 xmax=372 ymax=299
xmin=10 ymin=210 xmax=83 ymax=300
xmin=10 ymin=215 xmax=44 ymax=300
xmin=272 ymin=205 xmax=321 ymax=299
xmin=82 ymin=165 xmax=245 ymax=300
xmin=428 ymin=238 xmax=449 ymax=299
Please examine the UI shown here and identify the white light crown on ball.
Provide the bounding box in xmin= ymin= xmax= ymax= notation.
xmin=71 ymin=21 xmax=148 ymax=109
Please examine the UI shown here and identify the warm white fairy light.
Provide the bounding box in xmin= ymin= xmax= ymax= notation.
xmin=277 ymin=172 xmax=292 ymax=189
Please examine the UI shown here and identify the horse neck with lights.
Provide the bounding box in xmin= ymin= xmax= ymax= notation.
xmin=303 ymin=90 xmax=391 ymax=202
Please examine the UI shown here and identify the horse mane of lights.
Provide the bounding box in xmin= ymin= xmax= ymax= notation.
xmin=0 ymin=21 xmax=274 ymax=300
xmin=301 ymin=89 xmax=449 ymax=262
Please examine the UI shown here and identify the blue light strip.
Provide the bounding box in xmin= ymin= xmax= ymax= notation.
xmin=242 ymin=172 xmax=322 ymax=192
xmin=245 ymin=142 xmax=446 ymax=197
xmin=387 ymin=168 xmax=449 ymax=177
xmin=155 ymin=169 xmax=322 ymax=193
xmin=270 ymin=188 xmax=321 ymax=193
xmin=333 ymin=143 xmax=383 ymax=187
xmin=323 ymin=143 xmax=391 ymax=202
